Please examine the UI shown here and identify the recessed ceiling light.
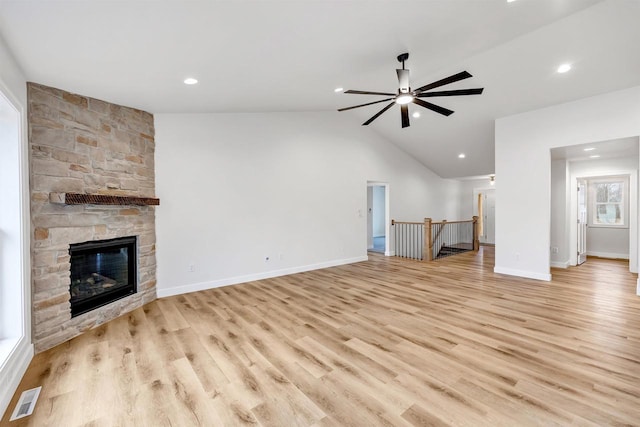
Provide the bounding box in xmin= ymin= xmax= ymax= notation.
xmin=458 ymin=153 xmax=466 ymax=159
xmin=590 ymin=154 xmax=601 ymax=158
xmin=557 ymin=63 xmax=571 ymax=74
xmin=184 ymin=78 xmax=198 ymax=85
xmin=412 ymin=111 xmax=421 ymax=118
xmin=334 ymin=87 xmax=344 ymax=93
xmin=583 ymin=147 xmax=595 ymax=151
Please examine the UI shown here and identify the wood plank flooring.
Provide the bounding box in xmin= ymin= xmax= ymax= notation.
xmin=3 ymin=247 xmax=640 ymax=426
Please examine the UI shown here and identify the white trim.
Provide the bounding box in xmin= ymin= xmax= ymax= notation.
xmin=158 ymin=256 xmax=368 ymax=298
xmin=0 ymin=75 xmax=32 ymax=419
xmin=494 ymin=266 xmax=552 ymax=281
xmin=587 ymin=176 xmax=629 ymax=228
xmin=385 ymin=250 xmax=395 ymax=256
xmin=636 ymin=278 xmax=640 ymax=296
xmin=586 ymin=251 xmax=629 ymax=260
xmin=550 ymin=260 xmax=570 ymax=269
xmin=0 ymin=337 xmax=33 ymax=419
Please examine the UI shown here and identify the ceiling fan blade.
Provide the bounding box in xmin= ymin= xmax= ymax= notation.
xmin=400 ymin=105 xmax=410 ymax=128
xmin=396 ymin=69 xmax=410 ymax=93
xmin=417 ymin=88 xmax=484 ymax=98
xmin=338 ymin=98 xmax=394 ymax=112
xmin=344 ymin=90 xmax=396 ymax=96
xmin=414 ymin=71 xmax=472 ymax=93
xmin=412 ymin=98 xmax=454 ymax=116
xmin=363 ymin=101 xmax=396 ymax=126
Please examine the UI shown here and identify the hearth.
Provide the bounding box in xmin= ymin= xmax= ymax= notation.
xmin=69 ymin=236 xmax=137 ymax=317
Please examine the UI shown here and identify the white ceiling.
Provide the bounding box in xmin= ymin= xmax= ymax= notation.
xmin=551 ymin=137 xmax=639 ymax=162
xmin=1 ymin=0 xmax=639 ymax=178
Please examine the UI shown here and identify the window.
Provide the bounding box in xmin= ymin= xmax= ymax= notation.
xmin=588 ymin=176 xmax=628 ymax=228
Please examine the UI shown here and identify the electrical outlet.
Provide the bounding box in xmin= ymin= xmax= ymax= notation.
xmin=515 ymin=252 xmax=520 ymax=261
xmin=189 ymin=263 xmax=195 ymax=272
xmin=551 ymin=247 xmax=559 ymax=254
xmin=279 ymin=253 xmax=284 ymax=260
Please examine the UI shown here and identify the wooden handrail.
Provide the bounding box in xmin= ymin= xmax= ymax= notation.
xmin=393 ymin=219 xmax=475 ymax=225
xmin=391 ymin=220 xmax=423 ymax=225
xmin=431 ymin=219 xmax=474 ymax=225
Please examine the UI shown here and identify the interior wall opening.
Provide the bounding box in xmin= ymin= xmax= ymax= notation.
xmin=550 ymin=137 xmax=639 ymax=274
xmin=366 ymin=182 xmax=390 ymax=256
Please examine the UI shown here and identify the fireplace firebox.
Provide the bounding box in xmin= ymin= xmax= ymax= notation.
xmin=69 ymin=236 xmax=137 ymax=317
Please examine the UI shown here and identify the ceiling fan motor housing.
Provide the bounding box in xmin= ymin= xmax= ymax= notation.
xmin=396 ymin=69 xmax=411 ymax=94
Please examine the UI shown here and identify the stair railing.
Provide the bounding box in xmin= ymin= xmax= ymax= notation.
xmin=392 ymin=216 xmax=479 ymax=261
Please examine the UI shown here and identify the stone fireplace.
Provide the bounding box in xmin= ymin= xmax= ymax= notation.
xmin=29 ymin=83 xmax=158 ymax=352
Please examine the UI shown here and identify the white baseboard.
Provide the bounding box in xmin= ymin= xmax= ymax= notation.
xmin=157 ymin=256 xmax=369 ymax=298
xmin=0 ymin=336 xmax=34 ymax=419
xmin=385 ymin=250 xmax=395 ymax=256
xmin=587 ymin=251 xmax=629 ymax=260
xmin=637 ymin=278 xmax=640 ymax=296
xmin=550 ymin=260 xmax=570 ymax=269
xmin=493 ymin=266 xmax=552 ymax=281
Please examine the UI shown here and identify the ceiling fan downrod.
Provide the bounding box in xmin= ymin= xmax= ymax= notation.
xmin=397 ymin=52 xmax=409 ymax=70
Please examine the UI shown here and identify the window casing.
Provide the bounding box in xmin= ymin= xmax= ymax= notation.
xmin=588 ymin=176 xmax=628 ymax=228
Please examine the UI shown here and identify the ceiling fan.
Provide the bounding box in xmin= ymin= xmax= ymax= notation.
xmin=338 ymin=53 xmax=483 ymax=128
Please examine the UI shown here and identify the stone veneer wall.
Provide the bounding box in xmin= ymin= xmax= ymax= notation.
xmin=29 ymin=83 xmax=157 ymax=352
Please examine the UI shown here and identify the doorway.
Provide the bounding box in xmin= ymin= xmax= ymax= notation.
xmin=367 ymin=182 xmax=389 ymax=255
xmin=577 ymin=178 xmax=587 ymax=265
xmin=473 ymin=188 xmax=495 ymax=244
xmin=550 ymin=137 xmax=638 ymax=274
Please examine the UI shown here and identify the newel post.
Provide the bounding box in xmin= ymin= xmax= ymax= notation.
xmin=472 ymin=216 xmax=480 ymax=251
xmin=424 ymin=218 xmax=432 ymax=261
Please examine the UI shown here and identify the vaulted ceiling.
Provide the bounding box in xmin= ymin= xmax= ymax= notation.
xmin=1 ymin=0 xmax=638 ymax=178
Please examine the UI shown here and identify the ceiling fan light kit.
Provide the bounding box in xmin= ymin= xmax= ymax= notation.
xmin=338 ymin=53 xmax=484 ymax=128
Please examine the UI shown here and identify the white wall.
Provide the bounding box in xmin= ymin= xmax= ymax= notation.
xmin=495 ymin=86 xmax=640 ymax=282
xmin=587 ymin=227 xmax=629 ymax=258
xmin=155 ymin=112 xmax=461 ymax=297
xmin=458 ymin=178 xmax=495 ymax=219
xmin=372 ymin=185 xmax=385 ymax=237
xmin=0 ymin=35 xmax=33 ymax=419
xmin=550 ymin=159 xmax=570 ymax=267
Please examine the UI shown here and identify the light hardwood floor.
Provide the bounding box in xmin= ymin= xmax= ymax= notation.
xmin=3 ymin=247 xmax=640 ymax=426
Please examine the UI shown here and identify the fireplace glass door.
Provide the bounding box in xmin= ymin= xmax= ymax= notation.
xmin=69 ymin=236 xmax=137 ymax=317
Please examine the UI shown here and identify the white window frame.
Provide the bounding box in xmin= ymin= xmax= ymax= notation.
xmin=588 ymin=176 xmax=629 ymax=229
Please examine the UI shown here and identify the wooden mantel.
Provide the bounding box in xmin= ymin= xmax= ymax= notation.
xmin=49 ymin=192 xmax=160 ymax=206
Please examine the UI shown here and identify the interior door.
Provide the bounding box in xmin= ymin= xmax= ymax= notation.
xmin=484 ymin=190 xmax=496 ymax=244
xmin=577 ymin=179 xmax=588 ymax=265
xmin=474 ymin=189 xmax=496 ymax=244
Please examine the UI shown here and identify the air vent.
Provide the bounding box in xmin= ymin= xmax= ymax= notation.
xmin=9 ymin=386 xmax=41 ymax=421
